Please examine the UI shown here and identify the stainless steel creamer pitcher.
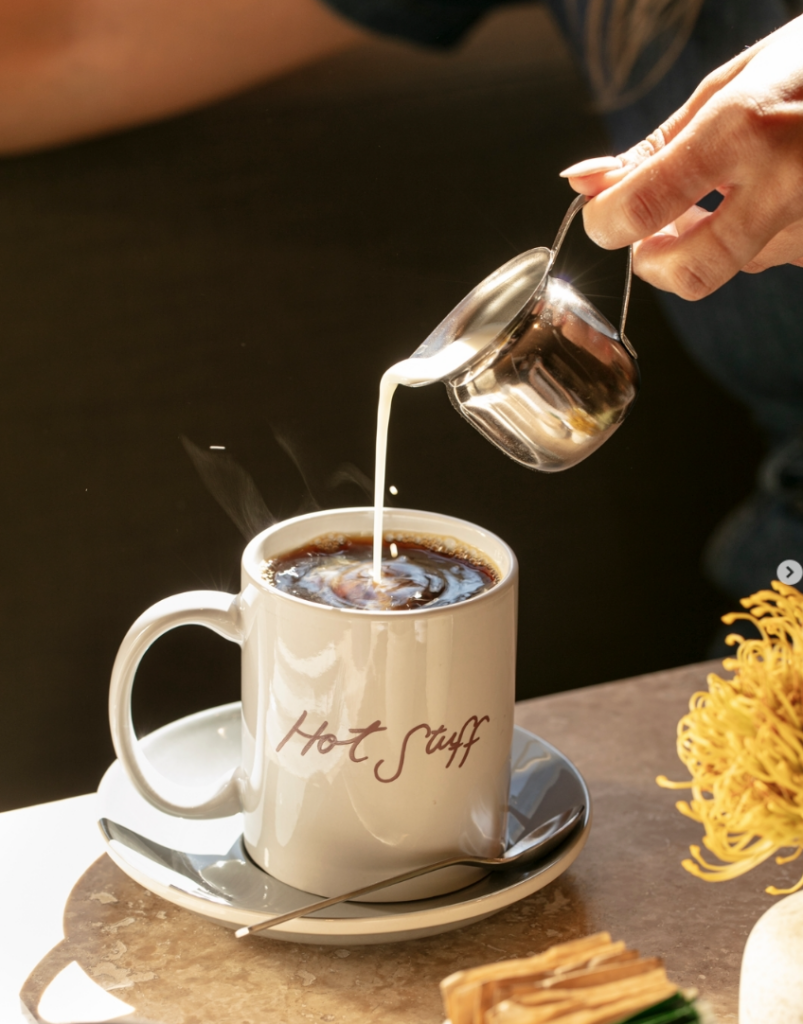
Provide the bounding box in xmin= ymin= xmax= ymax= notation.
xmin=407 ymin=194 xmax=639 ymax=472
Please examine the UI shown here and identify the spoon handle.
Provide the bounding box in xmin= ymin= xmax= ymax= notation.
xmin=234 ymin=805 xmax=583 ymax=938
xmin=234 ymin=853 xmax=468 ymax=937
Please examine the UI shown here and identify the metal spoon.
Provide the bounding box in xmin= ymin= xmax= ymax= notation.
xmin=235 ymin=803 xmax=584 ymax=938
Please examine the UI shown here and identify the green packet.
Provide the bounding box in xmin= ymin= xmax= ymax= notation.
xmin=622 ymin=992 xmax=717 ymax=1024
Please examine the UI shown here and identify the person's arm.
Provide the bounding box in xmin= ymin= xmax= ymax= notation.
xmin=561 ymin=14 xmax=803 ymax=301
xmin=0 ymin=0 xmax=364 ymax=154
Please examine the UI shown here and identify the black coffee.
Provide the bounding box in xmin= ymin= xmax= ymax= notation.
xmin=262 ymin=534 xmax=498 ymax=611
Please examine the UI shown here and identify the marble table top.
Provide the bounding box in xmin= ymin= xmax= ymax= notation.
xmin=6 ymin=661 xmax=798 ymax=1024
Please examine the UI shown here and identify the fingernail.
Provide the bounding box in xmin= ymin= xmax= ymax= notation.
xmin=559 ymin=156 xmax=623 ymax=178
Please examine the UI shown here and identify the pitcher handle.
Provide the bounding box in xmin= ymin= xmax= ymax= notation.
xmin=549 ymin=193 xmax=637 ymax=360
xmin=108 ymin=591 xmax=244 ymax=819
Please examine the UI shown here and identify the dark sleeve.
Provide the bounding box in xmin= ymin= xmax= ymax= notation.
xmin=321 ymin=0 xmax=510 ymax=47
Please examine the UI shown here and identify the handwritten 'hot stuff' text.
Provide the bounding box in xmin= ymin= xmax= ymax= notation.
xmin=275 ymin=711 xmax=489 ymax=784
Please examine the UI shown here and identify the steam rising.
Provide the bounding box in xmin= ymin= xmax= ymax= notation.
xmin=181 ymin=435 xmax=375 ymax=541
xmin=180 ymin=436 xmax=275 ymax=540
xmin=273 ymin=430 xmax=320 ymax=514
xmin=328 ymin=462 xmax=373 ymax=499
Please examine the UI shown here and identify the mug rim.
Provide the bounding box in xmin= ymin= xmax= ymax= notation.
xmin=241 ymin=505 xmax=517 ymax=617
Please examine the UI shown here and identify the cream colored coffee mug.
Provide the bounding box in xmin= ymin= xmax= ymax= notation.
xmin=109 ymin=507 xmax=517 ymax=900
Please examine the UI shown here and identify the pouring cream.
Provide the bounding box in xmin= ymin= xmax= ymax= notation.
xmin=372 ymin=336 xmax=497 ymax=581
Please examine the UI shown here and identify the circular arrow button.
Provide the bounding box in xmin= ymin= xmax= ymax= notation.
xmin=777 ymin=559 xmax=803 ymax=586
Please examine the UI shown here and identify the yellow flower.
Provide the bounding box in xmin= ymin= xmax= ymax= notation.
xmin=657 ymin=581 xmax=803 ymax=894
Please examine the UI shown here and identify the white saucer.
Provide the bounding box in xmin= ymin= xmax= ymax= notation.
xmin=97 ymin=703 xmax=591 ymax=944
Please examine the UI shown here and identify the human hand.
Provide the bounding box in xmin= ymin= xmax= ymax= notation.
xmin=560 ymin=14 xmax=803 ymax=300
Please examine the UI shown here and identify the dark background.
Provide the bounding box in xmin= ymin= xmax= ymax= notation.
xmin=0 ymin=7 xmax=763 ymax=811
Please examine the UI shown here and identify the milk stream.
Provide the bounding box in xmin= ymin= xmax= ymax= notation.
xmin=372 ymin=335 xmax=497 ymax=581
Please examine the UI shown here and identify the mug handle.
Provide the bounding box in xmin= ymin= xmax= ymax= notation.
xmin=109 ymin=590 xmax=244 ymax=819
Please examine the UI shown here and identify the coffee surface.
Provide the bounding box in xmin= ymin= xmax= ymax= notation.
xmin=263 ymin=534 xmax=498 ymax=610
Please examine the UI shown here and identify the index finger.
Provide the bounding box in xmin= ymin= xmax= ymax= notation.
xmin=581 ymin=95 xmax=739 ymax=250
xmin=559 ymin=42 xmax=763 ymax=201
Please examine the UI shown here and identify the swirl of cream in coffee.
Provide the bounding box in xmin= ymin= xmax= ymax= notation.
xmin=263 ymin=536 xmax=497 ymax=611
